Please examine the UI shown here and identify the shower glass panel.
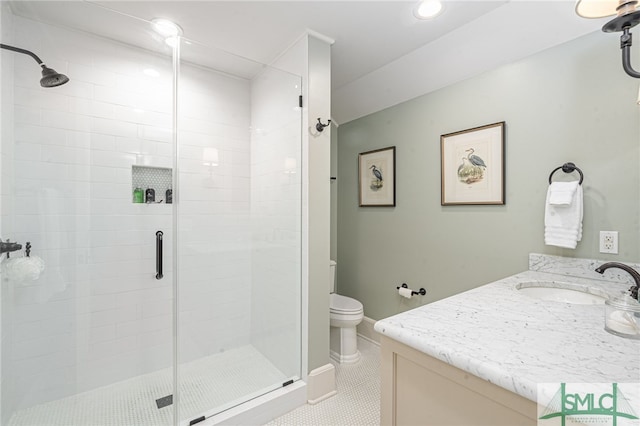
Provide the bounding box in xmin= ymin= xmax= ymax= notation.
xmin=176 ymin=37 xmax=302 ymax=423
xmin=1 ymin=3 xmax=176 ymax=425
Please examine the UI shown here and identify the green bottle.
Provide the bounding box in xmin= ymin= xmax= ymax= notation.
xmin=133 ymin=187 xmax=144 ymax=203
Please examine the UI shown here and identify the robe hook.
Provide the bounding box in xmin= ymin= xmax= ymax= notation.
xmin=315 ymin=118 xmax=331 ymax=132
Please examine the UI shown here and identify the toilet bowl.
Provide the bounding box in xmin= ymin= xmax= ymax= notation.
xmin=329 ymin=261 xmax=364 ymax=364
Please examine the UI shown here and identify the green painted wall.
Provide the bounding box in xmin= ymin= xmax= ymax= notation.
xmin=336 ymin=31 xmax=640 ymax=321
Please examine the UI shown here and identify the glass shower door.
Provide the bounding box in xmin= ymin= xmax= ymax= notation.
xmin=1 ymin=4 xmax=177 ymax=425
xmin=175 ymin=38 xmax=302 ymax=423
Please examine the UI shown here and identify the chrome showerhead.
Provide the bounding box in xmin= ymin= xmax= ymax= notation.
xmin=40 ymin=64 xmax=69 ymax=88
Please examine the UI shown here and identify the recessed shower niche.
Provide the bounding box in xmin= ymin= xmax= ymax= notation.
xmin=132 ymin=165 xmax=173 ymax=204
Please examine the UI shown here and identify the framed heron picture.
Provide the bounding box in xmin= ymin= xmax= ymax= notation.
xmin=358 ymin=146 xmax=396 ymax=207
xmin=441 ymin=122 xmax=505 ymax=206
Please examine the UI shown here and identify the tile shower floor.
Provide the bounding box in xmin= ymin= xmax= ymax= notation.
xmin=9 ymin=345 xmax=288 ymax=426
xmin=267 ymin=336 xmax=381 ymax=426
xmin=9 ymin=337 xmax=380 ymax=426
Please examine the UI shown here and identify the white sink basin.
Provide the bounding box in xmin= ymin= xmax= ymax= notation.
xmin=515 ymin=282 xmax=608 ymax=305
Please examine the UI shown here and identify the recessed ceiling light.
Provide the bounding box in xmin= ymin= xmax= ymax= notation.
xmin=151 ymin=18 xmax=183 ymax=37
xmin=414 ymin=0 xmax=443 ymax=20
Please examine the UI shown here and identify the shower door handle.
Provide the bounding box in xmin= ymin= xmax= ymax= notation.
xmin=156 ymin=231 xmax=163 ymax=280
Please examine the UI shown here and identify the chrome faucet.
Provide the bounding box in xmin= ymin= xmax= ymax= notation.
xmin=595 ymin=262 xmax=640 ymax=301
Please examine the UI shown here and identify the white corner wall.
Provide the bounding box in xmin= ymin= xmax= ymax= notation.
xmin=306 ymin=35 xmax=332 ymax=373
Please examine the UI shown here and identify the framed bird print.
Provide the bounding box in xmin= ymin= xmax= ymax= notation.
xmin=440 ymin=122 xmax=505 ymax=206
xmin=358 ymin=146 xmax=396 ymax=207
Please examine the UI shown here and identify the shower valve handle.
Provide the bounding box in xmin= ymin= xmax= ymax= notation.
xmin=0 ymin=239 xmax=22 ymax=255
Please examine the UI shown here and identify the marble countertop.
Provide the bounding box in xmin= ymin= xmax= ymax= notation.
xmin=374 ymin=268 xmax=640 ymax=402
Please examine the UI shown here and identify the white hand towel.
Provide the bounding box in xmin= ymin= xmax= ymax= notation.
xmin=548 ymin=181 xmax=579 ymax=205
xmin=544 ymin=184 xmax=583 ymax=249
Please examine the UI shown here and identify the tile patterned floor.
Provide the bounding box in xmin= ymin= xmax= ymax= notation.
xmin=8 ymin=337 xmax=380 ymax=426
xmin=9 ymin=346 xmax=288 ymax=426
xmin=266 ymin=337 xmax=381 ymax=426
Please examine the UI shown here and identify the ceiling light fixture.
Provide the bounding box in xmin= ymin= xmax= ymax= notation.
xmin=576 ymin=0 xmax=640 ymax=78
xmin=414 ymin=0 xmax=443 ymax=20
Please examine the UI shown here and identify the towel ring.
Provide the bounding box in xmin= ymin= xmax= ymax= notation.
xmin=548 ymin=162 xmax=583 ymax=185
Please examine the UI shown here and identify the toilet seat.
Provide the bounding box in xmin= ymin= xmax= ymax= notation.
xmin=330 ymin=293 xmax=363 ymax=314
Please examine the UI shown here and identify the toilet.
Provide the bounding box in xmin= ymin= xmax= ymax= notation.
xmin=329 ymin=260 xmax=364 ymax=364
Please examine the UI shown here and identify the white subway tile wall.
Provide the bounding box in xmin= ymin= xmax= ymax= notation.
xmin=1 ymin=4 xmax=17 ymax=423
xmin=8 ymin=14 xmax=175 ymax=412
xmin=176 ymin=62 xmax=253 ymax=366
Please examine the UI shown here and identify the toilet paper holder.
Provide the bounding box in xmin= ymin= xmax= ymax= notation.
xmin=396 ymin=283 xmax=426 ymax=296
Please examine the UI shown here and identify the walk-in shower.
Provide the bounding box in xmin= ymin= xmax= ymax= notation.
xmin=1 ymin=2 xmax=303 ymax=425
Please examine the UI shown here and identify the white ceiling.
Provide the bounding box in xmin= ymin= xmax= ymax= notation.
xmin=9 ymin=1 xmax=610 ymax=124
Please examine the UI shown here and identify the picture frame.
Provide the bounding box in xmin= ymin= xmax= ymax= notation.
xmin=358 ymin=146 xmax=396 ymax=207
xmin=441 ymin=122 xmax=505 ymax=206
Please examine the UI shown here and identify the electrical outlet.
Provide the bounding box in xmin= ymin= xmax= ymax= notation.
xmin=599 ymin=231 xmax=619 ymax=254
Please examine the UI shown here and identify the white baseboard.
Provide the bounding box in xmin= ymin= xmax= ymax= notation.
xmin=306 ymin=363 xmax=337 ymax=405
xmin=356 ymin=316 xmax=380 ymax=345
xmin=329 ymin=349 xmax=361 ymax=364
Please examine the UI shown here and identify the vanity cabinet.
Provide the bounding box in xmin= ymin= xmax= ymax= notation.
xmin=380 ymin=335 xmax=537 ymax=426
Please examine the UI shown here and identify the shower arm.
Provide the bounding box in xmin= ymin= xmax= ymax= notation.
xmin=0 ymin=43 xmax=44 ymax=65
xmin=1 ymin=43 xmax=69 ymax=88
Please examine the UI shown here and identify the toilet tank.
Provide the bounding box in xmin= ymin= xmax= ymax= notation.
xmin=329 ymin=260 xmax=337 ymax=293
